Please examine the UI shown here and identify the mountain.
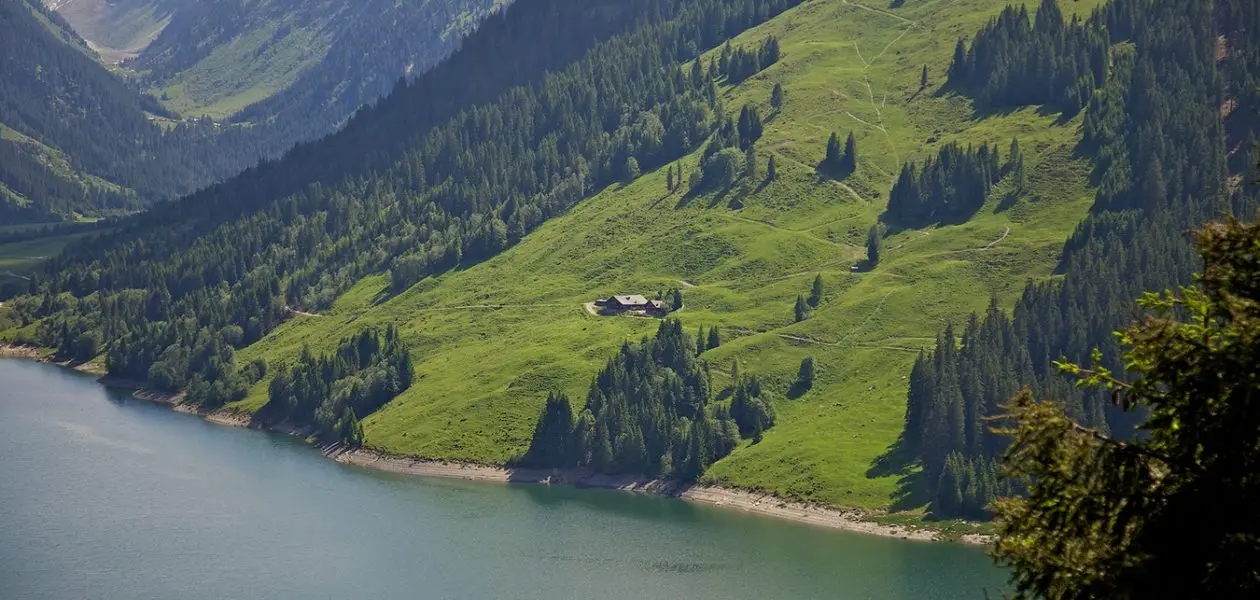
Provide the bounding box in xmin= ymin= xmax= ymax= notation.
xmin=50 ymin=0 xmax=507 ymax=162
xmin=4 ymin=0 xmax=503 ymax=222
xmin=4 ymin=0 xmax=1257 ymax=525
xmin=42 ymin=0 xmax=191 ymax=63
xmin=0 ymin=0 xmax=238 ymax=222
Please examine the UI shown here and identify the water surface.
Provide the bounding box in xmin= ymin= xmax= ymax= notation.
xmin=0 ymin=359 xmax=1006 ymax=599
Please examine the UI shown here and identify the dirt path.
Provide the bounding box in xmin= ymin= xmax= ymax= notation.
xmin=984 ymin=227 xmax=1011 ymax=249
xmin=285 ymin=305 xmax=323 ymax=318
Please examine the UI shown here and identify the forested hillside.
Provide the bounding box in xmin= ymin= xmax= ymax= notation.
xmin=7 ymin=0 xmax=502 ymax=222
xmin=0 ymin=0 xmax=253 ymax=222
xmin=903 ymin=0 xmax=1259 ymax=519
xmin=5 ymin=0 xmax=1257 ymax=523
xmin=50 ymin=0 xmax=505 ymax=173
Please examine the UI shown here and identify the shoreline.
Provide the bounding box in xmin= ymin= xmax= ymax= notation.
xmin=1 ymin=349 xmax=988 ymax=545
xmin=328 ymin=447 xmax=954 ymax=542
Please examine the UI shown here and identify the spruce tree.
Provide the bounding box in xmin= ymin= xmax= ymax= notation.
xmin=993 ymin=219 xmax=1260 ymax=598
xmin=825 ymin=132 xmax=842 ymax=166
xmin=794 ymin=295 xmax=809 ymax=322
xmin=745 ymin=146 xmax=758 ymax=180
xmin=707 ymin=326 xmax=721 ymax=350
xmin=808 ymin=274 xmax=823 ymax=307
xmin=865 ymin=224 xmax=882 ymax=268
xmin=842 ymin=131 xmax=857 ymax=173
xmin=796 ymin=356 xmax=815 ymax=390
xmin=696 ymin=326 xmax=707 ymax=355
xmin=771 ymin=83 xmax=784 ymax=109
xmin=766 ymin=154 xmax=777 ymax=181
xmin=667 ymin=165 xmax=675 ymax=192
xmin=920 ymin=64 xmax=929 ymax=89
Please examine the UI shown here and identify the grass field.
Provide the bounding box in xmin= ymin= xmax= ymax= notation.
xmin=0 ymin=231 xmax=98 ymax=275
xmin=220 ymin=0 xmax=1105 ymax=514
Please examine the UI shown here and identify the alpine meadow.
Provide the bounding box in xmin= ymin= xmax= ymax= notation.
xmin=3 ymin=0 xmax=1258 ymax=556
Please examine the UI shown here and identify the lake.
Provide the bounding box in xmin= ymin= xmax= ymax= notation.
xmin=0 ymin=359 xmax=1006 ymax=599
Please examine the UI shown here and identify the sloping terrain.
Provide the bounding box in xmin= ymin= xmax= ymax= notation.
xmin=229 ymin=0 xmax=1106 ymax=511
xmin=42 ymin=0 xmax=190 ymax=63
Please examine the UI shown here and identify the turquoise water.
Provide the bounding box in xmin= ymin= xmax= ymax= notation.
xmin=0 ymin=359 xmax=1006 ymax=599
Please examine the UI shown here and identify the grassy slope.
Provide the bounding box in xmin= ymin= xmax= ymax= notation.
xmin=152 ymin=18 xmax=333 ymax=119
xmin=230 ymin=0 xmax=1105 ymax=513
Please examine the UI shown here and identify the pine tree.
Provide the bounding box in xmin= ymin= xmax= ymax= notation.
xmin=866 ymin=224 xmax=882 ymax=268
xmin=745 ymin=146 xmax=758 ymax=180
xmin=794 ymin=295 xmax=809 ymax=322
xmin=771 ymin=83 xmax=784 ymax=109
xmin=920 ymin=64 xmax=929 ymax=89
xmin=696 ymin=326 xmax=706 ymax=355
xmin=825 ymin=132 xmax=842 ymax=166
xmin=667 ymin=165 xmax=675 ymax=192
xmin=796 ymin=356 xmax=815 ymax=390
xmin=766 ymin=154 xmax=777 ymax=181
xmin=842 ymin=131 xmax=857 ymax=173
xmin=808 ymin=274 xmax=823 ymax=307
xmin=994 ymin=219 xmax=1260 ymax=598
xmin=670 ymin=288 xmax=684 ymax=311
xmin=707 ymin=326 xmax=721 ymax=350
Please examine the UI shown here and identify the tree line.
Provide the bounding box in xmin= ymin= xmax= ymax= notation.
xmin=947 ymin=0 xmax=1108 ymax=114
xmin=903 ymin=0 xmax=1259 ymax=520
xmin=523 ymin=319 xmax=777 ymax=480
xmin=4 ymin=0 xmax=807 ymax=405
xmin=261 ymin=326 xmax=414 ymax=444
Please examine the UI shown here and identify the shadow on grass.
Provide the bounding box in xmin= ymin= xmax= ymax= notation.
xmin=866 ymin=434 xmax=930 ymax=512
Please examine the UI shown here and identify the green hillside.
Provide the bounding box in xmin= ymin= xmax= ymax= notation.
xmin=227 ymin=0 xmax=1105 ymax=511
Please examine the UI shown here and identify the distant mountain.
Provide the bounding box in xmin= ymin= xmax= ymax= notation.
xmin=0 ymin=0 xmax=236 ymax=222
xmin=6 ymin=0 xmax=503 ymax=222
xmin=42 ymin=0 xmax=191 ymax=63
xmin=51 ymin=0 xmax=506 ymax=160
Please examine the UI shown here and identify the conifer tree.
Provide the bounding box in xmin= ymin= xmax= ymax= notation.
xmin=794 ymin=295 xmax=809 ymax=322
xmin=696 ymin=326 xmax=707 ymax=355
xmin=825 ymin=132 xmax=841 ymax=166
xmin=796 ymin=356 xmax=815 ymax=390
xmin=766 ymin=154 xmax=777 ymax=181
xmin=920 ymin=64 xmax=929 ymax=89
xmin=771 ymin=83 xmax=784 ymax=109
xmin=842 ymin=131 xmax=857 ymax=173
xmin=745 ymin=146 xmax=758 ymax=180
xmin=808 ymin=274 xmax=823 ymax=307
xmin=866 ymin=224 xmax=882 ymax=267
xmin=707 ymin=326 xmax=722 ymax=350
xmin=667 ymin=165 xmax=675 ymax=192
xmin=994 ymin=219 xmax=1260 ymax=598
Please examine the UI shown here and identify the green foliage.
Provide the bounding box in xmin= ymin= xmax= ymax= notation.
xmin=825 ymin=132 xmax=841 ymax=166
xmin=770 ymin=83 xmax=784 ymax=109
xmin=729 ymin=374 xmax=776 ymax=439
xmin=947 ymin=0 xmax=1107 ymax=113
xmin=807 ymin=274 xmax=823 ymax=308
xmin=703 ymin=147 xmax=745 ymax=189
xmin=523 ymin=320 xmax=739 ymax=479
xmin=766 ymin=154 xmax=777 ymax=181
xmin=865 ymin=225 xmax=881 ymax=268
xmin=262 ymin=325 xmax=413 ymax=444
xmin=793 ymin=294 xmax=808 ymax=322
xmin=993 ymin=218 xmax=1260 ymax=598
xmin=720 ymin=35 xmax=781 ymax=84
xmin=794 ymin=355 xmax=815 ymax=390
xmin=886 ymin=141 xmax=1002 ymax=226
